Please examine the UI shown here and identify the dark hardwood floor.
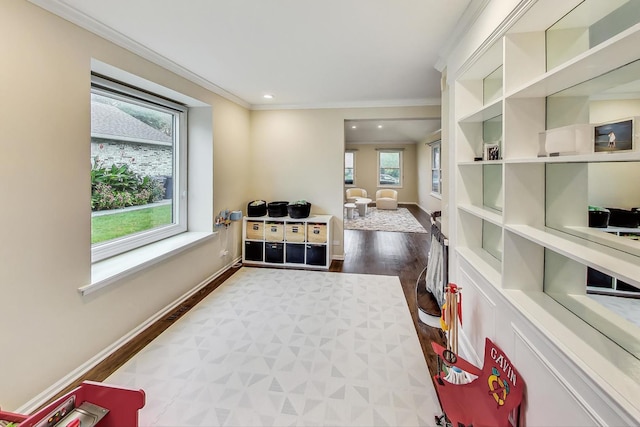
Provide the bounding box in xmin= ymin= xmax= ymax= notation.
xmin=38 ymin=203 xmax=445 ymax=411
xmin=331 ymin=203 xmax=446 ymax=377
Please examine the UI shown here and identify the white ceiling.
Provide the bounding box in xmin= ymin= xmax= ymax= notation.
xmin=31 ymin=0 xmax=476 ymax=143
xmin=32 ymin=0 xmax=476 ymax=109
xmin=345 ymin=119 xmax=440 ymax=144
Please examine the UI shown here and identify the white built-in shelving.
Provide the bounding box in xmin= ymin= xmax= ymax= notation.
xmin=452 ymin=0 xmax=640 ymax=421
xmin=450 ymin=0 xmax=640 ymax=420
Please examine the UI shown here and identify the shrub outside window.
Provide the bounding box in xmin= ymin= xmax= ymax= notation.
xmin=91 ymin=74 xmax=187 ymax=262
xmin=378 ymin=150 xmax=402 ymax=187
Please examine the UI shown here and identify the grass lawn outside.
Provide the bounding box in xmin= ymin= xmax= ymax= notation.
xmin=92 ymin=204 xmax=172 ymax=244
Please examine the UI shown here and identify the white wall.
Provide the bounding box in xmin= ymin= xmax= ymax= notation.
xmin=0 ymin=0 xmax=251 ymax=409
xmin=250 ymin=106 xmax=439 ymax=257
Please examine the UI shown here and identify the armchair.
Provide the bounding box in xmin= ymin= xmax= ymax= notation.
xmin=346 ymin=188 xmax=367 ymax=203
xmin=375 ymin=189 xmax=398 ymax=210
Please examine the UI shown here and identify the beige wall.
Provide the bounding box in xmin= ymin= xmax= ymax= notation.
xmin=0 ymin=0 xmax=440 ymax=409
xmin=345 ymin=143 xmax=418 ymax=203
xmin=250 ymin=106 xmax=440 ymax=257
xmin=0 ymin=0 xmax=250 ymax=409
xmin=417 ymin=130 xmax=443 ymax=214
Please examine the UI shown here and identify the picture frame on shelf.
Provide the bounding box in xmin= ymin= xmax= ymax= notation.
xmin=593 ymin=118 xmax=634 ymax=153
xmin=483 ymin=142 xmax=500 ymax=161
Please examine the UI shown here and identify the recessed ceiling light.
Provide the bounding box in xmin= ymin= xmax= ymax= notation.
xmin=377 ymin=124 xmax=383 ymax=129
xmin=351 ymin=125 xmax=357 ymax=129
xmin=263 ymin=94 xmax=274 ymax=99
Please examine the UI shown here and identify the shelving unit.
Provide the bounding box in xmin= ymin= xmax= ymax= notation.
xmin=451 ymin=1 xmax=640 ymax=422
xmin=242 ymin=215 xmax=332 ymax=270
xmin=454 ymin=0 xmax=640 ymax=292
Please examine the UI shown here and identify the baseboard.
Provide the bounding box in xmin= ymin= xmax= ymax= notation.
xmin=415 ymin=203 xmax=433 ymax=215
xmin=332 ymin=254 xmax=345 ymax=261
xmin=17 ymin=258 xmax=241 ymax=414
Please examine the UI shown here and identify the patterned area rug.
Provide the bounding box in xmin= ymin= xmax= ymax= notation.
xmin=344 ymin=207 xmax=428 ymax=233
xmin=105 ymin=267 xmax=440 ymax=426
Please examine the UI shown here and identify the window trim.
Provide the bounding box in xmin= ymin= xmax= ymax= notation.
xmin=90 ymin=74 xmax=188 ymax=263
xmin=345 ymin=150 xmax=356 ymax=187
xmin=430 ymin=140 xmax=442 ymax=196
xmin=377 ymin=149 xmax=403 ymax=188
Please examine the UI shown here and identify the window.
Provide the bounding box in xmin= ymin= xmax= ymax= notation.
xmin=431 ymin=141 xmax=441 ymax=195
xmin=90 ymin=74 xmax=187 ymax=262
xmin=378 ymin=150 xmax=402 ymax=187
xmin=345 ymin=151 xmax=355 ymax=185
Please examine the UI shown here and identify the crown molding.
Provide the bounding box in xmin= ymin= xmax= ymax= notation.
xmin=449 ymin=0 xmax=537 ymax=81
xmin=435 ymin=0 xmax=491 ymax=72
xmin=251 ymin=97 xmax=441 ymax=111
xmin=28 ymin=0 xmax=250 ymax=109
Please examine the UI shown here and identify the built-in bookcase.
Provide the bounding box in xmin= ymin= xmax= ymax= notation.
xmin=452 ymin=0 xmax=640 ymax=422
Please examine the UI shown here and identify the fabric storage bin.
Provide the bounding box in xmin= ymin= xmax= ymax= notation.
xmin=247 ymin=200 xmax=267 ymax=217
xmin=607 ymin=208 xmax=640 ymax=228
xmin=268 ymin=201 xmax=289 ymax=217
xmin=285 ymin=223 xmax=306 ymax=242
xmin=265 ymin=222 xmax=284 ymax=241
xmin=265 ymin=242 xmax=284 ymax=263
xmin=307 ymin=223 xmax=327 ymax=243
xmin=245 ymin=241 xmax=263 ymax=261
xmin=588 ymin=209 xmax=610 ymax=228
xmin=286 ymin=243 xmax=305 ymax=264
xmin=288 ymin=201 xmax=311 ymax=218
xmin=245 ymin=221 xmax=264 ymax=240
xmin=306 ymin=244 xmax=327 ymax=266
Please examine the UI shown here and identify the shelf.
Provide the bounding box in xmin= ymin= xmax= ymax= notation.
xmin=505 ymin=151 xmax=640 ymax=164
xmin=243 ymin=215 xmax=333 ymax=270
xmin=456 ymin=246 xmax=502 ymax=286
xmin=458 ymin=98 xmax=503 ymax=123
xmin=458 ymin=204 xmax=503 ymax=226
xmin=506 ymin=23 xmax=640 ymax=99
xmin=504 ymin=224 xmax=640 ymax=289
xmin=458 ymin=159 xmax=504 ymax=166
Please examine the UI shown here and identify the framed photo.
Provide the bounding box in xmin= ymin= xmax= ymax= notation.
xmin=483 ymin=142 xmax=500 ymax=161
xmin=593 ymin=118 xmax=634 ymax=153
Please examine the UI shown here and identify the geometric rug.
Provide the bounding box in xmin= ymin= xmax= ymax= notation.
xmin=105 ymin=267 xmax=441 ymax=426
xmin=344 ymin=207 xmax=428 ymax=233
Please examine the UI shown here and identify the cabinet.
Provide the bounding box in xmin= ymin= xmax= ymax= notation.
xmin=242 ymin=215 xmax=332 ymax=270
xmin=450 ymin=0 xmax=640 ymax=423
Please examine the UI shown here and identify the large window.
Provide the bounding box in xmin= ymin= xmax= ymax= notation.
xmin=431 ymin=141 xmax=441 ymax=195
xmin=377 ymin=150 xmax=402 ymax=187
xmin=345 ymin=151 xmax=355 ymax=185
xmin=90 ymin=74 xmax=187 ymax=262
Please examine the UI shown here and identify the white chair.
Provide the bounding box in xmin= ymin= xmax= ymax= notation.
xmin=376 ymin=189 xmax=398 ymax=210
xmin=346 ymin=188 xmax=367 ymax=204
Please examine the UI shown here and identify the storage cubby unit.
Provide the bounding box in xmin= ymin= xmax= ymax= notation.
xmin=242 ymin=215 xmax=332 ymax=269
xmin=451 ymin=0 xmax=640 ymax=422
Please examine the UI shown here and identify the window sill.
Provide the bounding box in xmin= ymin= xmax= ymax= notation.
xmin=430 ymin=192 xmax=442 ymax=200
xmin=81 ymin=231 xmax=216 ymax=296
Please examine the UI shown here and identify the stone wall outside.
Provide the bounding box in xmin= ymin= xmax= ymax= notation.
xmin=91 ymin=138 xmax=172 ymax=179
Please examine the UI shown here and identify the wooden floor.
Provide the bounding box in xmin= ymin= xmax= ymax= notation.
xmin=331 ymin=203 xmax=446 ymax=377
xmin=40 ymin=203 xmax=445 ymax=410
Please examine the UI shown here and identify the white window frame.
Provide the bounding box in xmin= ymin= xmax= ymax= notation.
xmin=91 ymin=74 xmax=188 ymax=263
xmin=345 ymin=150 xmax=356 ymax=187
xmin=377 ymin=149 xmax=403 ymax=188
xmin=431 ymin=140 xmax=442 ymax=197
